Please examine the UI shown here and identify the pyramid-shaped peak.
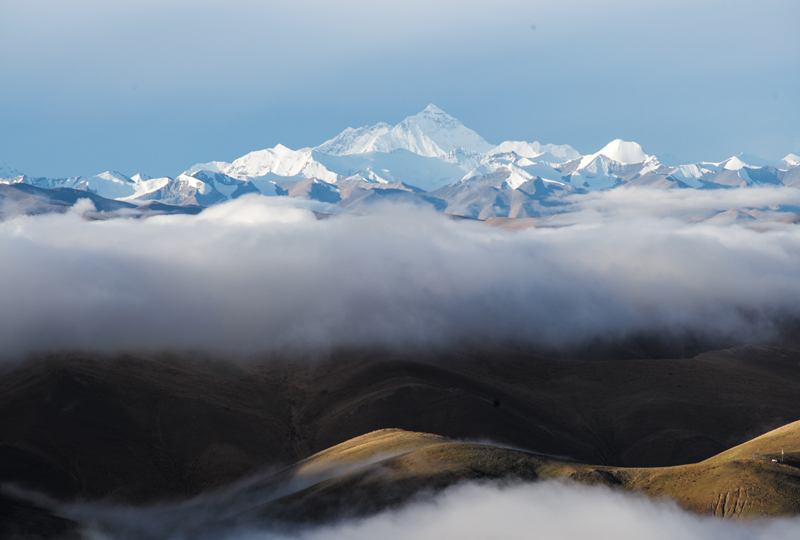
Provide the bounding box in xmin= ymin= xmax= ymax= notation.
xmin=422 ymin=103 xmax=447 ymax=115
xmin=401 ymin=105 xmax=494 ymax=154
xmin=407 ymin=104 xmax=459 ymax=126
xmin=316 ymin=104 xmax=493 ymax=158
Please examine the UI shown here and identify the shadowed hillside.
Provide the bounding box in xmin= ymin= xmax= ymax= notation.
xmin=57 ymin=426 xmax=800 ymax=537
xmin=2 ymin=345 xmax=800 ymax=508
xmin=3 ymin=345 xmax=800 ymax=536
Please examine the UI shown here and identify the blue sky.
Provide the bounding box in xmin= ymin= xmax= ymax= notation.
xmin=1 ymin=0 xmax=798 ymax=178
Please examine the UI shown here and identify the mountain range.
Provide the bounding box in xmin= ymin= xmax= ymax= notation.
xmin=3 ymin=104 xmax=800 ymax=220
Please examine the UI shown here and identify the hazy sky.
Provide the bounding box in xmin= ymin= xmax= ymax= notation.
xmin=1 ymin=0 xmax=798 ymax=178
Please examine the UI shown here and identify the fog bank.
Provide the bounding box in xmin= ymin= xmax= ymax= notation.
xmin=69 ymin=481 xmax=800 ymax=540
xmin=2 ymin=190 xmax=800 ymax=356
xmin=268 ymin=482 xmax=800 ymax=540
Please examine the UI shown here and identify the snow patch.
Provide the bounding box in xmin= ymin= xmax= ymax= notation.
xmin=781 ymin=154 xmax=800 ymax=168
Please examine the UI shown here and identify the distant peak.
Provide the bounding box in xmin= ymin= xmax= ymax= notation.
xmin=423 ymin=103 xmax=446 ymax=114
xmin=596 ymin=139 xmax=648 ymax=164
xmin=783 ymin=153 xmax=800 ymax=167
xmin=723 ymin=156 xmax=748 ymax=171
xmin=414 ymin=104 xmax=459 ymax=123
xmin=0 ymin=162 xmax=22 ymax=178
xmin=731 ymin=152 xmax=774 ymax=168
xmin=95 ymin=170 xmax=133 ymax=181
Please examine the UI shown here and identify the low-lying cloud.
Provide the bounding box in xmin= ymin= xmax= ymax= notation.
xmin=559 ymin=184 xmax=800 ymax=221
xmin=2 ymin=189 xmax=800 ymax=357
xmin=271 ymin=482 xmax=800 ymax=540
xmin=66 ymin=480 xmax=800 ymax=540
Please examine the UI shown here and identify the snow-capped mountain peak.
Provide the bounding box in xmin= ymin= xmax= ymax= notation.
xmin=313 ymin=105 xmax=493 ymax=159
xmin=422 ymin=103 xmax=445 ymax=115
xmin=400 ymin=104 xmax=494 ymax=155
xmin=783 ymin=154 xmax=800 ymax=168
xmin=184 ymin=161 xmax=233 ymax=175
xmin=572 ymin=139 xmax=649 ymax=174
xmin=70 ymin=171 xmax=138 ymax=200
xmin=595 ymin=139 xmax=649 ymax=164
xmin=0 ymin=163 xmax=22 ymax=178
xmin=222 ymin=145 xmax=338 ymax=183
xmin=315 ymin=123 xmax=392 ymax=156
xmin=718 ymin=153 xmax=778 ymax=171
xmin=722 ymin=156 xmax=748 ymax=171
xmin=95 ymin=171 xmax=133 ymax=183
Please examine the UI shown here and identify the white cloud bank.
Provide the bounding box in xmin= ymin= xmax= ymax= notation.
xmin=72 ymin=481 xmax=800 ymax=540
xmin=269 ymin=482 xmax=800 ymax=540
xmin=2 ymin=189 xmax=800 ymax=357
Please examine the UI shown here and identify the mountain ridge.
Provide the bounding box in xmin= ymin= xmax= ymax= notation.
xmin=2 ymin=105 xmax=799 ymax=217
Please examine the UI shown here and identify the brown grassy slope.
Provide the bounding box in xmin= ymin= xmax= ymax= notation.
xmin=263 ymin=435 xmax=545 ymax=523
xmin=295 ymin=429 xmax=448 ymax=473
xmin=0 ymin=352 xmax=297 ymax=503
xmin=708 ymin=420 xmax=800 ymax=463
xmin=607 ymin=420 xmax=800 ymax=517
xmin=3 ymin=344 xmax=800 ymax=506
xmin=612 ymin=459 xmax=800 ymax=517
xmin=262 ymin=425 xmax=800 ymax=523
xmin=286 ymin=345 xmax=800 ymax=468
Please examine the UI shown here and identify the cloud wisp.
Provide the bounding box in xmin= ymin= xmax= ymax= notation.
xmin=2 ymin=191 xmax=800 ymax=357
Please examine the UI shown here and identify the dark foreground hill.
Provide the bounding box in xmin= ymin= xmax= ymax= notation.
xmin=3 ymin=344 xmax=800 ymax=536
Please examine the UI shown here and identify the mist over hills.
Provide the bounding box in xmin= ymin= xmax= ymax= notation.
xmin=3 ymin=104 xmax=800 ymax=221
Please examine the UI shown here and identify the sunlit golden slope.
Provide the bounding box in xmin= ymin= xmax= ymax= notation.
xmin=612 ymin=419 xmax=800 ymax=517
xmin=260 ymin=424 xmax=800 ymax=522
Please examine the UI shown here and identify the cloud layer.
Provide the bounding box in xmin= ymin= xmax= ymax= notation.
xmin=271 ymin=482 xmax=800 ymax=540
xmin=67 ymin=480 xmax=800 ymax=540
xmin=2 ymin=190 xmax=800 ymax=357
